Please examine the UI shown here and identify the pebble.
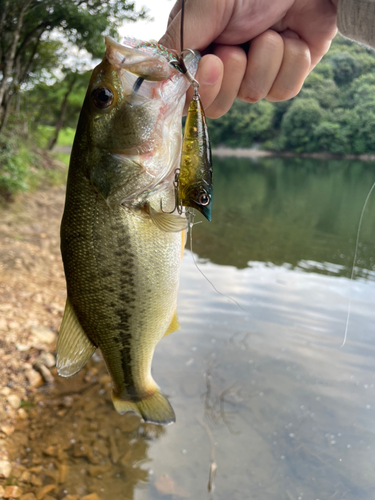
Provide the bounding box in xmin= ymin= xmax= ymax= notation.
xmin=38 ymin=353 xmax=55 ymax=368
xmin=20 ymin=494 xmax=36 ymax=500
xmin=81 ymin=494 xmax=102 ymax=500
xmin=15 ymin=344 xmax=30 ymax=352
xmin=0 ymin=459 xmax=12 ymax=478
xmin=61 ymin=496 xmax=80 ymax=500
xmin=0 ymin=388 xmax=10 ymax=397
xmin=7 ymin=394 xmax=21 ymax=410
xmin=43 ymin=446 xmax=57 ymax=457
xmin=3 ymin=486 xmax=22 ymax=499
xmin=25 ymin=370 xmax=44 ymax=388
xmin=17 ymin=408 xmax=28 ymax=420
xmin=0 ymin=485 xmax=4 ymax=498
xmin=19 ymin=470 xmax=31 ymax=483
xmin=31 ymin=474 xmax=43 ymax=487
xmin=36 ymin=485 xmax=55 ymax=500
xmin=35 ymin=364 xmax=54 ymax=385
xmin=0 ymin=425 xmax=15 ymax=436
xmin=30 ymin=326 xmax=56 ymax=344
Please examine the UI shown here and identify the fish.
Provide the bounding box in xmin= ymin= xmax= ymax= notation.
xmin=178 ymin=92 xmax=213 ymax=221
xmin=57 ymin=36 xmax=199 ymax=425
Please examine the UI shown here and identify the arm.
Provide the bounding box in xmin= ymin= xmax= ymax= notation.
xmin=337 ymin=0 xmax=375 ymax=48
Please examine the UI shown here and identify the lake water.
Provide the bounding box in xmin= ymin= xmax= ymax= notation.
xmin=13 ymin=156 xmax=375 ymax=500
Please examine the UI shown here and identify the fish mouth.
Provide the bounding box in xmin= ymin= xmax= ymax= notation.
xmin=105 ymin=36 xmax=176 ymax=82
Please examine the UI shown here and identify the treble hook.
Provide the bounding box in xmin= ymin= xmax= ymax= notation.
xmin=160 ymin=168 xmax=183 ymax=214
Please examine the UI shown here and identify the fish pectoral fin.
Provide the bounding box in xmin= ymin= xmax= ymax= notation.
xmin=148 ymin=205 xmax=188 ymax=233
xmin=56 ymin=297 xmax=96 ymax=378
xmin=163 ymin=309 xmax=180 ymax=338
xmin=112 ymin=389 xmax=175 ymax=425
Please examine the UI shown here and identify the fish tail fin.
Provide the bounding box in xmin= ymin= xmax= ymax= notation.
xmin=112 ymin=389 xmax=176 ymax=425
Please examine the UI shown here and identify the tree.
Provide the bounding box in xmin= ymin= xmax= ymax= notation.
xmin=0 ymin=0 xmax=147 ymax=132
xmin=330 ymin=52 xmax=362 ymax=86
xmin=281 ymin=98 xmax=325 ymax=152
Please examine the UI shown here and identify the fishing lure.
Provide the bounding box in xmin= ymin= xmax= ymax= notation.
xmin=178 ymin=69 xmax=213 ymax=221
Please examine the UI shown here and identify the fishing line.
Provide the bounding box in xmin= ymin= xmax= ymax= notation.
xmin=187 ymin=211 xmax=246 ymax=312
xmin=341 ymin=180 xmax=375 ymax=348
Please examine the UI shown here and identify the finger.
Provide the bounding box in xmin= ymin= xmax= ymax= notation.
xmin=159 ymin=0 xmax=231 ymax=51
xmin=237 ymin=30 xmax=284 ymax=104
xmin=266 ymin=34 xmax=311 ymax=102
xmin=183 ymin=54 xmax=224 ymax=115
xmin=206 ymin=45 xmax=247 ymax=118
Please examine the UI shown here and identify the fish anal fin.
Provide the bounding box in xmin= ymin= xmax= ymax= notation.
xmin=148 ymin=205 xmax=187 ymax=233
xmin=163 ymin=309 xmax=180 ymax=338
xmin=181 ymin=229 xmax=187 ymax=260
xmin=56 ymin=297 xmax=96 ymax=378
xmin=113 ymin=389 xmax=175 ymax=425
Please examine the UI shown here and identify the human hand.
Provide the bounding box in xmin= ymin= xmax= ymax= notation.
xmin=159 ymin=0 xmax=338 ymax=118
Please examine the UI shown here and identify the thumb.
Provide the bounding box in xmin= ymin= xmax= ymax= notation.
xmin=159 ymin=0 xmax=230 ymax=51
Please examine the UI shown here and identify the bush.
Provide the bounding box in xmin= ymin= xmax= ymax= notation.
xmin=0 ymin=135 xmax=29 ymax=199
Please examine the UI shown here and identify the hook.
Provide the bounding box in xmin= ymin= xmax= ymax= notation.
xmin=160 ymin=168 xmax=183 ymax=214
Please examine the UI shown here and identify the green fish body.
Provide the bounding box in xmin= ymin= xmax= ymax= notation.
xmin=57 ymin=37 xmax=198 ymax=425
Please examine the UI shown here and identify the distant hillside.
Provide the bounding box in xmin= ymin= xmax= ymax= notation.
xmin=208 ymin=35 xmax=375 ymax=155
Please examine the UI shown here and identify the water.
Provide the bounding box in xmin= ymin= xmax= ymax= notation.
xmin=9 ymin=156 xmax=375 ymax=500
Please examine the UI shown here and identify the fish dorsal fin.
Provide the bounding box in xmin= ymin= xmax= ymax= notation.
xmin=148 ymin=205 xmax=187 ymax=232
xmin=163 ymin=309 xmax=180 ymax=338
xmin=56 ymin=297 xmax=96 ymax=378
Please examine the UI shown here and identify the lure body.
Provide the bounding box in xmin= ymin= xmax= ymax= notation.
xmin=178 ymin=94 xmax=213 ymax=221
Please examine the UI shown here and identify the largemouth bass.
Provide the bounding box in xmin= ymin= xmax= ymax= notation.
xmin=57 ymin=36 xmax=198 ymax=425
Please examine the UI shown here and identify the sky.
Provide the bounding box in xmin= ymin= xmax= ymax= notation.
xmin=119 ymin=0 xmax=175 ymax=41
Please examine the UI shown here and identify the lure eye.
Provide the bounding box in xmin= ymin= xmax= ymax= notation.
xmin=198 ymin=193 xmax=210 ymax=206
xmin=91 ymin=87 xmax=114 ymax=109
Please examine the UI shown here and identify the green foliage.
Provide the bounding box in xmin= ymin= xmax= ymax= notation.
xmin=281 ymin=99 xmax=325 ymax=152
xmin=0 ymin=134 xmax=29 ymax=198
xmin=209 ymin=34 xmax=375 ymax=155
xmin=330 ymin=52 xmax=362 ymax=86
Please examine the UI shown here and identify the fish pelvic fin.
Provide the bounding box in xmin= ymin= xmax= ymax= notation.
xmin=147 ymin=204 xmax=187 ymax=232
xmin=56 ymin=297 xmax=96 ymax=378
xmin=112 ymin=389 xmax=176 ymax=425
xmin=163 ymin=309 xmax=180 ymax=338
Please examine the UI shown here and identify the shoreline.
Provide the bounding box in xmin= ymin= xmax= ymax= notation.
xmin=212 ymin=147 xmax=375 ymax=162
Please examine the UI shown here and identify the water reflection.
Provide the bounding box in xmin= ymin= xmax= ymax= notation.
xmin=192 ymin=156 xmax=375 ymax=277
xmin=7 ymin=156 xmax=375 ymax=500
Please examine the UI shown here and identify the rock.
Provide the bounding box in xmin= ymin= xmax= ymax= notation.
xmin=87 ymin=464 xmax=111 ymax=478
xmin=38 ymin=353 xmax=55 ymax=368
xmin=25 ymin=370 xmax=43 ymax=388
xmin=17 ymin=408 xmax=28 ymax=420
xmin=36 ymin=485 xmax=55 ymax=500
xmin=20 ymin=495 xmax=36 ymax=500
xmin=7 ymin=394 xmax=21 ymax=410
xmin=34 ymin=364 xmax=54 ymax=385
xmin=0 ymin=485 xmax=4 ymax=498
xmin=43 ymin=446 xmax=57 ymax=457
xmin=0 ymin=459 xmax=12 ymax=478
xmin=0 ymin=388 xmax=11 ymax=397
xmin=61 ymin=496 xmax=80 ymax=500
xmin=43 ymin=497 xmax=56 ymax=500
xmin=81 ymin=494 xmax=102 ymax=500
xmin=30 ymin=326 xmax=56 ymax=345
xmin=0 ymin=425 xmax=15 ymax=436
xmin=15 ymin=344 xmax=30 ymax=352
xmin=30 ymin=474 xmax=43 ymax=487
xmin=3 ymin=486 xmax=22 ymax=499
xmin=19 ymin=470 xmax=31 ymax=483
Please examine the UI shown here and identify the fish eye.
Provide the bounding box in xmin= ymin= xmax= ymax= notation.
xmin=91 ymin=87 xmax=114 ymax=109
xmin=198 ymin=193 xmax=210 ymax=206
